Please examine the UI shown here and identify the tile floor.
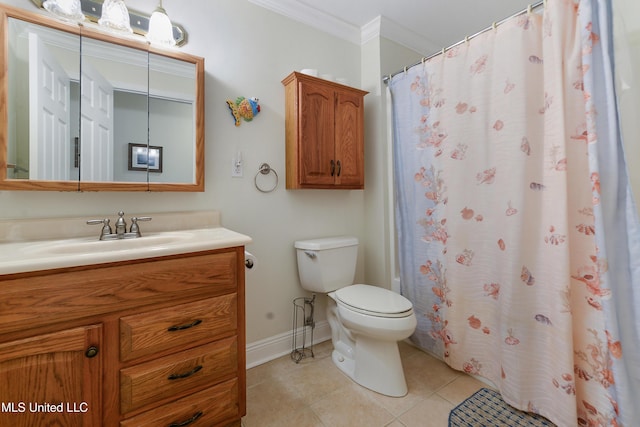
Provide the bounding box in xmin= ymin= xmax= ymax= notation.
xmin=242 ymin=340 xmax=488 ymax=427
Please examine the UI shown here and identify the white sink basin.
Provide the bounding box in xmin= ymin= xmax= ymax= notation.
xmin=25 ymin=231 xmax=194 ymax=256
xmin=0 ymin=227 xmax=252 ymax=275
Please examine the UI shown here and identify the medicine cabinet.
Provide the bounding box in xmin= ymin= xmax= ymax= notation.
xmin=0 ymin=4 xmax=204 ymax=191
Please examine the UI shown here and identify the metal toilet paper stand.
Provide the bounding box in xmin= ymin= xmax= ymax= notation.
xmin=290 ymin=294 xmax=316 ymax=363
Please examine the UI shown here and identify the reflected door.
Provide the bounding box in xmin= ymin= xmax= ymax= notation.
xmin=28 ymin=33 xmax=71 ymax=180
xmin=80 ymin=59 xmax=114 ymax=182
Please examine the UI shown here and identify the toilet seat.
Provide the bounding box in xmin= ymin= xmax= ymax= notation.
xmin=334 ymin=284 xmax=414 ymax=318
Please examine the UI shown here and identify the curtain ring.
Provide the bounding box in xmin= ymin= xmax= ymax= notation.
xmin=255 ymin=163 xmax=278 ymax=193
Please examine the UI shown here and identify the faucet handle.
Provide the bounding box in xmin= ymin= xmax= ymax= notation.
xmin=87 ymin=218 xmax=112 ymax=240
xmin=130 ymin=216 xmax=152 ymax=237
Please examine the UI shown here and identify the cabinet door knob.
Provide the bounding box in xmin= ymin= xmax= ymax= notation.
xmin=85 ymin=346 xmax=99 ymax=358
xmin=330 ymin=160 xmax=335 ymax=176
xmin=336 ymin=160 xmax=342 ymax=177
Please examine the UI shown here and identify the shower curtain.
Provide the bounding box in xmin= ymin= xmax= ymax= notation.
xmin=389 ymin=0 xmax=640 ymax=426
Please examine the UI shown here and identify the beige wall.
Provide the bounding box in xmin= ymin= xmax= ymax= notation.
xmin=0 ymin=0 xmax=367 ymax=345
xmin=361 ymin=36 xmax=423 ymax=292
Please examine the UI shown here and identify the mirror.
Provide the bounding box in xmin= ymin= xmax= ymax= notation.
xmin=0 ymin=4 xmax=204 ymax=191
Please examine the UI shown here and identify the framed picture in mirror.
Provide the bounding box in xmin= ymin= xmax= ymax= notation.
xmin=128 ymin=143 xmax=163 ymax=173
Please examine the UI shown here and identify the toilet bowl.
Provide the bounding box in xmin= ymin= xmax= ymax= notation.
xmin=294 ymin=237 xmax=417 ymax=397
xmin=329 ymin=284 xmax=416 ymax=396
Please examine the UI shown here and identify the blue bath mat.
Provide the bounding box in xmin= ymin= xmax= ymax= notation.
xmin=449 ymin=388 xmax=556 ymax=426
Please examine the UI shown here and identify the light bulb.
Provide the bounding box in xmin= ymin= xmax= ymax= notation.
xmin=147 ymin=2 xmax=175 ymax=47
xmin=42 ymin=0 xmax=85 ymax=21
xmin=99 ymin=0 xmax=133 ymax=33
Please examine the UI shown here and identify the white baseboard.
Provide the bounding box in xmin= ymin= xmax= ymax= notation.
xmin=246 ymin=320 xmax=331 ymax=369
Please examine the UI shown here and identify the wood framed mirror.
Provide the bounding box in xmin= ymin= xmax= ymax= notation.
xmin=0 ymin=3 xmax=204 ymax=191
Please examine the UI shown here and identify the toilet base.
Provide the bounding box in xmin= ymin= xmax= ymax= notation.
xmin=332 ymin=336 xmax=408 ymax=397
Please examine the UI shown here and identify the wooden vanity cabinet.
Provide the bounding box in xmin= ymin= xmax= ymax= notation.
xmin=0 ymin=325 xmax=103 ymax=427
xmin=282 ymin=71 xmax=368 ymax=189
xmin=0 ymin=247 xmax=246 ymax=427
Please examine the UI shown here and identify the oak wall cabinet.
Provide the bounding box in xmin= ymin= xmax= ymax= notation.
xmin=282 ymin=72 xmax=368 ymax=189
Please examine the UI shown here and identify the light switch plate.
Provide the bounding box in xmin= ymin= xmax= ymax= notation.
xmin=232 ymin=154 xmax=243 ymax=177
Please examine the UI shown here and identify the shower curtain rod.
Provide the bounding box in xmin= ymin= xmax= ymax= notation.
xmin=382 ymin=0 xmax=545 ymax=84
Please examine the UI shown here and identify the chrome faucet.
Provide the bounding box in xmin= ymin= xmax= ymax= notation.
xmin=114 ymin=211 xmax=127 ymax=238
xmin=87 ymin=211 xmax=152 ymax=240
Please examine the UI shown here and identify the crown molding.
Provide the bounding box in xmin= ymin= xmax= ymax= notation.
xmin=249 ymin=0 xmax=439 ymax=55
xmin=364 ymin=16 xmax=440 ymax=56
xmin=361 ymin=16 xmax=381 ymax=46
xmin=248 ymin=0 xmax=360 ymax=45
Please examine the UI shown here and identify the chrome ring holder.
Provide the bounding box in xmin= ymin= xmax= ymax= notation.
xmin=254 ymin=163 xmax=278 ymax=193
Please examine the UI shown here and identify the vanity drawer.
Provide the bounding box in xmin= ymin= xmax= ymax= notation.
xmin=120 ymin=294 xmax=237 ymax=361
xmin=0 ymin=251 xmax=238 ymax=337
xmin=120 ymin=337 xmax=238 ymax=414
xmin=120 ymin=378 xmax=239 ymax=427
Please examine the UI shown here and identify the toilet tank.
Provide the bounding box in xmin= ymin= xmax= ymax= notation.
xmin=294 ymin=236 xmax=358 ymax=293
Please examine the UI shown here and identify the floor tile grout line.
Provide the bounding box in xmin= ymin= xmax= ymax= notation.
xmin=243 ymin=340 xmax=486 ymax=427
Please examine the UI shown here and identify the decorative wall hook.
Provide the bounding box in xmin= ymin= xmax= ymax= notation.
xmin=226 ymin=96 xmax=260 ymax=126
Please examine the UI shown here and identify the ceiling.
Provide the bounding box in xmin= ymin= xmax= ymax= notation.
xmin=249 ymin=0 xmax=536 ymax=56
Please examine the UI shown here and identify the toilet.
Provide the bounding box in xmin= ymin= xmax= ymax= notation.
xmin=294 ymin=236 xmax=417 ymax=397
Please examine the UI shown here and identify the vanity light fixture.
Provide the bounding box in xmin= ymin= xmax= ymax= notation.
xmin=98 ymin=0 xmax=133 ymax=33
xmin=147 ymin=0 xmax=175 ymax=47
xmin=31 ymin=0 xmax=188 ymax=46
xmin=41 ymin=0 xmax=85 ymax=21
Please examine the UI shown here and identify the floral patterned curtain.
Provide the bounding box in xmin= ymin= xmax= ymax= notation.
xmin=389 ymin=0 xmax=640 ymax=425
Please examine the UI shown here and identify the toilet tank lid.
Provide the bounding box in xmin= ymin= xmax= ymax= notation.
xmin=294 ymin=236 xmax=358 ymax=250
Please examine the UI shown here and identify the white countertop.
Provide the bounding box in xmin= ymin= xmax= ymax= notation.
xmin=0 ymin=211 xmax=252 ymax=275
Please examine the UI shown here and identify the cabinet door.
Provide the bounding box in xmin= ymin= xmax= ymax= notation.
xmin=298 ymin=80 xmax=336 ymax=186
xmin=334 ymin=88 xmax=365 ymax=188
xmin=0 ymin=325 xmax=102 ymax=427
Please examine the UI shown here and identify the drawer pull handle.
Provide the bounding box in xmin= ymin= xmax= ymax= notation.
xmin=168 ymin=365 xmax=203 ymax=380
xmin=168 ymin=411 xmax=203 ymax=427
xmin=167 ymin=319 xmax=202 ymax=332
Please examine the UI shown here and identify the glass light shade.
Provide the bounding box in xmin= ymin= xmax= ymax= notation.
xmin=147 ymin=6 xmax=175 ymax=46
xmin=42 ymin=0 xmax=85 ymax=21
xmin=98 ymin=0 xmax=133 ymax=33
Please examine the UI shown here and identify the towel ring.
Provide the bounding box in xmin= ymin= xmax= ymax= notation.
xmin=255 ymin=163 xmax=278 ymax=193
